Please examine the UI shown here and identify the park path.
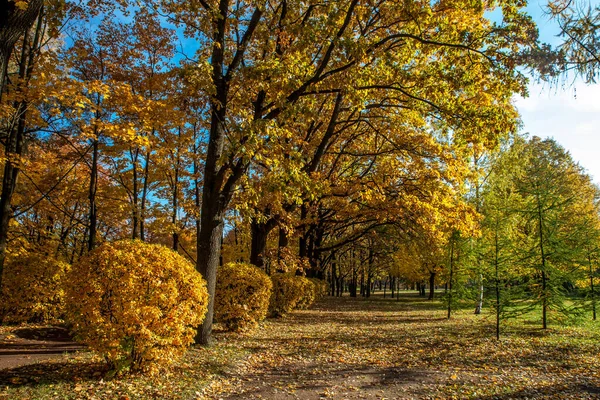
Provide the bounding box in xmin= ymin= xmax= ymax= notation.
xmin=204 ymin=294 xmax=600 ymax=400
xmin=204 ymin=295 xmax=452 ymax=399
xmin=0 ymin=295 xmax=598 ymax=399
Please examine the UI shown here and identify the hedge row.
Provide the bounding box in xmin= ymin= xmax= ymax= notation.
xmin=0 ymin=244 xmax=326 ymax=374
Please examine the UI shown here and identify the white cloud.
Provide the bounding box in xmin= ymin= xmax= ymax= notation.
xmin=515 ymin=80 xmax=600 ymax=183
xmin=515 ymin=82 xmax=600 ymax=114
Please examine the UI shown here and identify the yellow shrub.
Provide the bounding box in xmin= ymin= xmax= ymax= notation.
xmin=214 ymin=263 xmax=272 ymax=332
xmin=0 ymin=252 xmax=68 ymax=324
xmin=268 ymin=273 xmax=304 ymax=317
xmin=296 ymin=276 xmax=316 ymax=309
xmin=64 ymin=240 xmax=208 ymax=374
xmin=308 ymin=278 xmax=329 ymax=299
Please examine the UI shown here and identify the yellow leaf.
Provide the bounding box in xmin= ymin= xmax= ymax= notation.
xmin=14 ymin=1 xmax=28 ymax=10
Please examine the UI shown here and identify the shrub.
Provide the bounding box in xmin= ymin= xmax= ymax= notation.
xmin=296 ymin=276 xmax=316 ymax=309
xmin=268 ymin=273 xmax=305 ymax=317
xmin=214 ymin=262 xmax=272 ymax=332
xmin=0 ymin=252 xmax=68 ymax=324
xmin=308 ymin=278 xmax=329 ymax=299
xmin=64 ymin=240 xmax=208 ymax=374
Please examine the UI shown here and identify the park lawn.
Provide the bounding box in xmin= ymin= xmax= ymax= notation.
xmin=1 ymin=292 xmax=599 ymax=399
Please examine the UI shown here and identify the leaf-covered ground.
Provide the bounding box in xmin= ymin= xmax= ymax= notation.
xmin=1 ymin=293 xmax=600 ymax=399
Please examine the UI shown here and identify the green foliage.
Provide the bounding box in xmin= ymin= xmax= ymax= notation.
xmin=0 ymin=251 xmax=68 ymax=324
xmin=215 ymin=262 xmax=273 ymax=332
xmin=478 ymin=136 xmax=598 ymax=333
xmin=64 ymin=240 xmax=208 ymax=374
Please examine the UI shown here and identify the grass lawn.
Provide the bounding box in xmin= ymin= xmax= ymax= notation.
xmin=1 ymin=292 xmax=599 ymax=399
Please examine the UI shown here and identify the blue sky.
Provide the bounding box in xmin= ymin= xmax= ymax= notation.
xmin=515 ymin=0 xmax=600 ymax=183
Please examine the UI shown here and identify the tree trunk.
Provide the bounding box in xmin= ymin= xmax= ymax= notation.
xmin=0 ymin=18 xmax=40 ymax=282
xmin=0 ymin=0 xmax=43 ymax=99
xmin=447 ymin=239 xmax=455 ymax=320
xmin=330 ymin=251 xmax=337 ymax=297
xmin=495 ymin=229 xmax=501 ymax=340
xmin=298 ymin=203 xmax=308 ymax=258
xmin=537 ymin=195 xmax=548 ymax=330
xmin=474 ymin=273 xmax=484 ymax=314
xmin=589 ymin=251 xmax=596 ymax=320
xmin=250 ymin=219 xmax=268 ymax=269
xmin=131 ymin=148 xmax=139 ymax=239
xmin=172 ymin=165 xmax=179 ymax=251
xmin=277 ymin=227 xmax=288 ymax=260
xmin=195 ymin=203 xmax=224 ymax=345
xmin=428 ymin=271 xmax=436 ymax=300
xmin=88 ymin=138 xmax=99 ymax=251
xmin=366 ymin=247 xmax=373 ymax=298
xmin=140 ymin=150 xmax=151 ymax=241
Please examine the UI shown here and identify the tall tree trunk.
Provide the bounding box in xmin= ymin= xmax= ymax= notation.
xmin=298 ymin=203 xmax=308 ymax=258
xmin=277 ymin=227 xmax=288 ymax=260
xmin=195 ymin=202 xmax=224 ymax=345
xmin=350 ymin=251 xmax=357 ymax=297
xmin=196 ymin=0 xmax=232 ymax=344
xmin=0 ymin=18 xmax=41 ymax=283
xmin=250 ymin=218 xmax=276 ymax=269
xmin=366 ymin=247 xmax=373 ymax=298
xmin=537 ymin=195 xmax=548 ymax=329
xmin=172 ymin=163 xmax=179 ymax=251
xmin=428 ymin=271 xmax=436 ymax=300
xmin=589 ymin=250 xmax=596 ymax=321
xmin=88 ymin=137 xmax=99 ymax=251
xmin=473 ymin=151 xmax=484 ymax=315
xmin=131 ymin=148 xmax=139 ymax=239
xmin=495 ymin=228 xmax=501 ymax=340
xmin=330 ymin=251 xmax=337 ymax=296
xmin=447 ymin=239 xmax=455 ymax=319
xmin=474 ymin=273 xmax=484 ymax=314
xmin=140 ymin=150 xmax=151 ymax=241
xmin=249 ymin=219 xmax=267 ymax=269
xmin=0 ymin=0 xmax=43 ymax=99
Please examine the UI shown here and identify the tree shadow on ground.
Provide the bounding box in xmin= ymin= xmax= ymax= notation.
xmin=0 ymin=360 xmax=106 ymax=387
xmin=224 ymin=364 xmax=440 ymax=399
xmin=475 ymin=381 xmax=600 ymax=399
xmin=12 ymin=326 xmax=74 ymax=342
xmin=0 ymin=325 xmax=84 ymax=357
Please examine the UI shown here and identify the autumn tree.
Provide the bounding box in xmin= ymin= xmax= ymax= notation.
xmin=0 ymin=3 xmax=53 ymax=287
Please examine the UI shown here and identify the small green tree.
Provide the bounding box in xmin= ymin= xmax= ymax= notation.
xmin=514 ymin=137 xmax=591 ymax=329
xmin=480 ymin=142 xmax=531 ymax=338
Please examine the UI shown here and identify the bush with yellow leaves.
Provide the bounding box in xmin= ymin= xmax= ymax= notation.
xmin=295 ymin=276 xmax=317 ymax=309
xmin=64 ymin=240 xmax=208 ymax=374
xmin=308 ymin=278 xmax=329 ymax=299
xmin=214 ymin=262 xmax=272 ymax=332
xmin=268 ymin=273 xmax=306 ymax=317
xmin=0 ymin=252 xmax=68 ymax=324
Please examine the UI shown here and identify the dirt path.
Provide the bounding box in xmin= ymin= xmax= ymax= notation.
xmin=205 ymin=297 xmax=457 ymax=399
